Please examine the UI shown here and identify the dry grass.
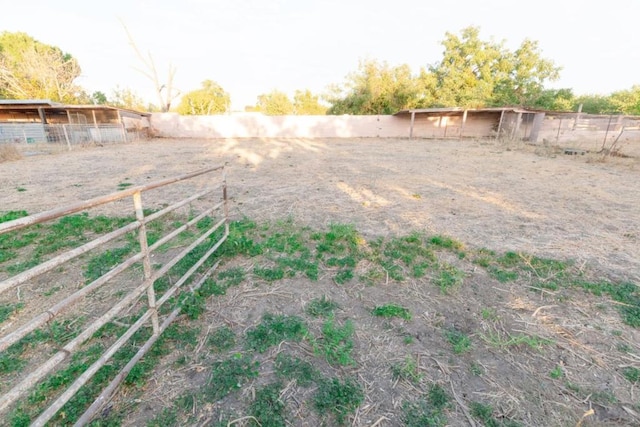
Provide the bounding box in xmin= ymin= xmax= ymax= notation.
xmin=1 ymin=137 xmax=639 ymax=426
xmin=0 ymin=144 xmax=22 ymax=162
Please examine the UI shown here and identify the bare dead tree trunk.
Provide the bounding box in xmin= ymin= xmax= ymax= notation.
xmin=121 ymin=21 xmax=179 ymax=112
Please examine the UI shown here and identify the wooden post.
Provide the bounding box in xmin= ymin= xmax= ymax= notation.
xmin=572 ymin=103 xmax=583 ymax=130
xmin=409 ymin=111 xmax=415 ymax=139
xmin=602 ymin=115 xmax=614 ymax=148
xmin=92 ymin=110 xmax=101 ymax=144
xmin=37 ymin=107 xmax=48 ymax=124
xmin=528 ymin=113 xmax=545 ymax=143
xmin=62 ymin=124 xmax=72 ymax=150
xmin=460 ymin=109 xmax=468 ymax=138
xmin=511 ymin=112 xmax=522 ymax=140
xmin=556 ymin=118 xmax=562 ymax=143
xmin=117 ymin=110 xmax=127 ymax=143
xmin=496 ymin=110 xmax=505 ymax=140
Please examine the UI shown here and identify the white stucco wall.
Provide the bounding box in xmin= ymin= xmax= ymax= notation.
xmin=150 ymin=113 xmax=410 ymax=139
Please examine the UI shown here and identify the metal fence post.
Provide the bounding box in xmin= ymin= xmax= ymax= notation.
xmin=132 ymin=191 xmax=159 ymax=335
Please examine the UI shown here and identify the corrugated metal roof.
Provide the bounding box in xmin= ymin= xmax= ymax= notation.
xmin=0 ymin=99 xmax=62 ymax=107
xmin=394 ymin=107 xmax=535 ymax=116
xmin=0 ymin=99 xmax=149 ymax=116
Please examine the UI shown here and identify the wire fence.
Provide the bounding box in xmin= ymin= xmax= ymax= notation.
xmin=0 ymin=123 xmax=148 ymax=147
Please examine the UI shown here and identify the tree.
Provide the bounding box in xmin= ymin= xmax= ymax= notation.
xmin=0 ymin=31 xmax=83 ymax=102
xmin=491 ymin=39 xmax=561 ymax=106
xmin=121 ymin=22 xmax=178 ymax=112
xmin=110 ymin=86 xmax=148 ymax=111
xmin=91 ymin=91 xmax=108 ymax=105
xmin=176 ymin=80 xmax=230 ymax=115
xmin=327 ymin=59 xmax=420 ymax=114
xmin=427 ymin=27 xmax=560 ymax=108
xmin=426 ymin=26 xmax=507 ymax=108
xmin=530 ymin=88 xmax=575 ymax=111
xmin=573 ymin=94 xmax=616 ymax=114
xmin=608 ymin=85 xmax=640 ymax=115
xmin=255 ymin=90 xmax=294 ymax=115
xmin=293 ymin=89 xmax=326 ymax=115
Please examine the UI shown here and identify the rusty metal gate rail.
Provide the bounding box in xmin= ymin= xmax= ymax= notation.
xmin=0 ymin=165 xmax=229 ymax=426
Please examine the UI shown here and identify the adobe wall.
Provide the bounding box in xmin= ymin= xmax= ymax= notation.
xmin=150 ymin=113 xmax=410 ymax=138
xmin=149 ymin=113 xmax=506 ymax=139
xmin=149 ymin=113 xmax=639 ymax=156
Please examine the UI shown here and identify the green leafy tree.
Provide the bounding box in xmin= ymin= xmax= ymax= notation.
xmin=176 ymin=80 xmax=230 ymax=115
xmin=492 ymin=39 xmax=561 ymax=106
xmin=426 ymin=26 xmax=508 ymax=108
xmin=608 ymin=85 xmax=640 ymax=115
xmin=0 ymin=31 xmax=83 ymax=102
xmin=293 ymin=89 xmax=326 ymax=115
xmin=91 ymin=91 xmax=108 ymax=105
xmin=531 ymin=88 xmax=575 ymax=111
xmin=255 ymin=90 xmax=294 ymax=115
xmin=427 ymin=27 xmax=560 ymax=108
xmin=573 ymin=94 xmax=616 ymax=114
xmin=327 ymin=59 xmax=419 ymax=114
xmin=110 ymin=86 xmax=148 ymax=111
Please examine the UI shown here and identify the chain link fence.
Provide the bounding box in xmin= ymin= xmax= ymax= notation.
xmin=0 ymin=123 xmax=148 ymax=147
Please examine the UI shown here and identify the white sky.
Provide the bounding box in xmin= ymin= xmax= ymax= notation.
xmin=1 ymin=0 xmax=639 ymax=110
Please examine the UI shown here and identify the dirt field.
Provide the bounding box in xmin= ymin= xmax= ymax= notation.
xmin=1 ymin=138 xmax=640 ymax=426
xmin=2 ymin=138 xmax=639 ymax=281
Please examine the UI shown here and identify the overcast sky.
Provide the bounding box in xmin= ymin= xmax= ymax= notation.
xmin=2 ymin=0 xmax=639 ymax=110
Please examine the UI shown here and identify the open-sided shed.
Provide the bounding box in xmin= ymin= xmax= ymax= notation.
xmin=394 ymin=107 xmax=547 ymax=141
xmin=0 ymin=100 xmax=150 ymax=145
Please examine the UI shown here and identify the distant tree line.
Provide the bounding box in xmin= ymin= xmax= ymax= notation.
xmin=1 ymin=28 xmax=639 ymax=115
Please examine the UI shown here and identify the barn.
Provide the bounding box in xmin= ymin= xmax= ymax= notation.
xmin=0 ymin=99 xmax=150 ymax=146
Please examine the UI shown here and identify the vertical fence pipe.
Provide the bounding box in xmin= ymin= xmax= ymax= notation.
xmin=133 ymin=191 xmax=159 ymax=334
xmin=223 ymin=169 xmax=229 ymax=235
xmin=556 ymin=118 xmax=563 ymax=143
xmin=62 ymin=124 xmax=71 ymax=150
xmin=602 ymin=115 xmax=614 ymax=148
xmin=74 ymin=260 xmax=222 ymax=427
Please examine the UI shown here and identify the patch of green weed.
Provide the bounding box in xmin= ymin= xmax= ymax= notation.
xmin=430 ymin=235 xmax=464 ymax=251
xmin=433 ymin=264 xmax=465 ymax=294
xmin=217 ymin=267 xmax=245 ymax=287
xmin=245 ymin=313 xmax=308 ymax=352
xmin=550 ymin=365 xmax=564 ymax=379
xmin=146 ymin=407 xmax=178 ymax=427
xmin=306 ymin=295 xmax=339 ymax=318
xmin=444 ymin=328 xmax=471 ymax=354
xmin=391 ymin=355 xmax=423 ymax=384
xmin=0 ymin=302 xmax=24 ymax=323
xmin=314 ymin=316 xmax=356 ymax=366
xmin=402 ymin=398 xmax=446 ymax=427
xmin=372 ymin=304 xmax=412 ymax=320
xmin=204 ymin=354 xmax=259 ymax=401
xmin=253 ymin=266 xmax=285 ymax=281
xmin=334 ymin=269 xmax=354 ymax=284
xmin=622 ymin=366 xmax=640 ymax=383
xmin=84 ymin=246 xmax=134 ymax=283
xmin=470 ymin=401 xmax=521 ymax=427
xmin=208 ymin=327 xmax=236 ymax=352
xmin=274 ymin=353 xmax=319 ymax=386
xmin=250 ymin=382 xmax=287 ymax=427
xmin=313 ymin=377 xmax=364 ymax=425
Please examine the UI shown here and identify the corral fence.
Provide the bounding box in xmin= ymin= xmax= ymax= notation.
xmin=0 ymin=123 xmax=147 ymax=148
xmin=0 ymin=165 xmax=228 ymax=425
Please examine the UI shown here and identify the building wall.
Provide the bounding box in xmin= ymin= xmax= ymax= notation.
xmin=149 ymin=112 xmax=640 ymax=155
xmin=150 ymin=113 xmax=409 ymax=138
xmin=150 ymin=113 xmax=503 ymax=139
